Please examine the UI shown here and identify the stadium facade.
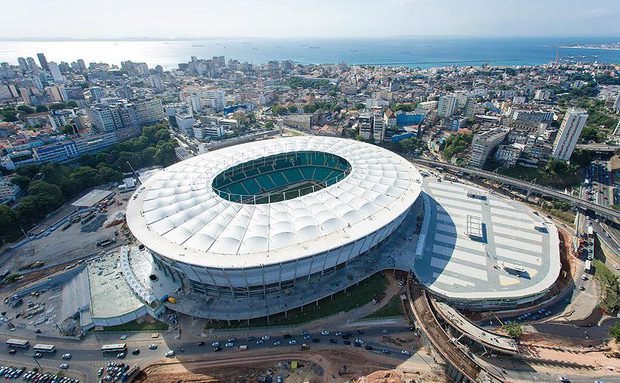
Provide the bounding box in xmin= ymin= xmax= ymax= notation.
xmin=126 ymin=136 xmax=422 ymax=309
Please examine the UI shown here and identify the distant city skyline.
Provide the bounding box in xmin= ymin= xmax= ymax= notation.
xmin=1 ymin=0 xmax=619 ymax=39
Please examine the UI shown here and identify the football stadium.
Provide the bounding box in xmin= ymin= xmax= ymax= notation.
xmin=124 ymin=136 xmax=423 ymax=319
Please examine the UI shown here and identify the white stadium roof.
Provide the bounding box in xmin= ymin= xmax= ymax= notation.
xmin=125 ymin=136 xmax=422 ymax=269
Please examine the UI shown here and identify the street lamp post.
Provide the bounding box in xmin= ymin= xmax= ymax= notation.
xmin=25 ymin=353 xmax=43 ymax=372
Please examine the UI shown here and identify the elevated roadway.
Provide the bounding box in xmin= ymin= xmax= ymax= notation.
xmin=405 ymin=279 xmax=487 ymax=383
xmin=410 ymin=158 xmax=620 ymax=222
xmin=575 ymin=144 xmax=619 ymax=152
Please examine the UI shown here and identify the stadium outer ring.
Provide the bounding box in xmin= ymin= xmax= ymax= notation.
xmin=126 ymin=136 xmax=422 ymax=278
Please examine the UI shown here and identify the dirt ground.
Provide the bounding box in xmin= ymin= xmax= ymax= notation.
xmin=133 ymin=349 xmax=446 ymax=383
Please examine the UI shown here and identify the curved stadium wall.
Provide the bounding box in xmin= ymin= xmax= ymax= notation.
xmin=126 ymin=136 xmax=422 ymax=299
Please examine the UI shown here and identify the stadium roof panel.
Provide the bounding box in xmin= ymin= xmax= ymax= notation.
xmin=126 ymin=136 xmax=422 ymax=269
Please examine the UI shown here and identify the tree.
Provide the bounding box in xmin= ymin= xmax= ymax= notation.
xmin=0 ymin=109 xmax=18 ymax=122
xmin=0 ymin=205 xmax=20 ymax=242
xmin=35 ymin=105 xmax=48 ymax=113
xmin=503 ymin=323 xmax=523 ymax=340
xmin=288 ymin=105 xmax=298 ymax=113
xmin=65 ymin=100 xmax=78 ymax=108
xmin=400 ymin=138 xmax=420 ymax=153
xmin=354 ymin=103 xmax=366 ymax=111
xmin=61 ymin=125 xmax=75 ymax=135
xmin=10 ymin=175 xmax=31 ymax=190
xmin=264 ymin=121 xmax=275 ymax=130
xmin=17 ymin=105 xmax=35 ymax=114
xmin=155 ymin=143 xmax=177 ymax=167
xmin=49 ymin=103 xmax=66 ymax=111
xmin=97 ymin=166 xmax=123 ymax=184
xmin=271 ymin=104 xmax=287 ymax=115
xmin=15 ymin=164 xmax=41 ymax=179
xmin=610 ymin=322 xmax=620 ymax=342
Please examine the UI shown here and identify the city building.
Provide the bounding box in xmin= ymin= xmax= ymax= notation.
xmin=469 ymin=128 xmax=509 ymax=168
xmin=48 ymin=109 xmax=74 ymax=131
xmin=33 ymin=140 xmax=79 ymax=163
xmin=358 ymin=113 xmax=373 ymax=140
xmin=438 ymin=94 xmax=457 ymax=118
xmin=551 ymin=108 xmax=588 ymax=161
xmin=37 ymin=53 xmax=49 ymax=71
xmin=372 ymin=110 xmax=385 ymax=141
xmin=48 ymin=62 xmax=64 ymax=83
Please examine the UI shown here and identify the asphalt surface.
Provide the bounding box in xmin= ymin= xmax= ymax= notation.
xmin=0 ymin=326 xmax=419 ymax=381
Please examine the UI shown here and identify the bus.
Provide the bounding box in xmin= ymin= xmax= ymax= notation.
xmin=6 ymin=339 xmax=29 ymax=349
xmin=101 ymin=344 xmax=127 ymax=353
xmin=33 ymin=344 xmax=56 ymax=353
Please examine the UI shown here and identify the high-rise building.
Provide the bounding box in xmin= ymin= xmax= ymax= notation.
xmin=372 ymin=110 xmax=385 ymax=141
xmin=358 ymin=113 xmax=372 ymax=140
xmin=37 ymin=53 xmax=49 ymax=71
xmin=614 ymin=94 xmax=620 ymax=113
xmin=17 ymin=57 xmax=28 ymax=71
xmin=551 ymin=108 xmax=588 ymax=161
xmin=189 ymin=94 xmax=201 ymax=113
xmin=26 ymin=57 xmax=39 ymax=73
xmin=48 ymin=62 xmax=64 ymax=83
xmin=133 ymin=99 xmax=165 ymax=126
xmin=469 ymin=128 xmax=509 ymax=168
xmin=46 ymin=85 xmax=68 ymax=102
xmin=205 ymin=89 xmax=226 ymax=111
xmin=149 ymin=75 xmax=164 ymax=92
xmin=438 ymin=94 xmax=457 ymax=118
xmin=89 ymin=86 xmax=105 ymax=102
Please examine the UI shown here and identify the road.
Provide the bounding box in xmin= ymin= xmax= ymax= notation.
xmin=409 ymin=158 xmax=620 ymax=221
xmin=0 ymin=326 xmax=422 ymax=382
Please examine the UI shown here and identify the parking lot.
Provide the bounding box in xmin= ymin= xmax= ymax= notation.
xmin=0 ymin=189 xmax=132 ymax=278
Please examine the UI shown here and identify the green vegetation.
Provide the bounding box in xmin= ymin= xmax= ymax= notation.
xmin=287 ymin=76 xmax=332 ymax=89
xmin=98 ymin=319 xmax=169 ymax=332
xmin=364 ymin=295 xmax=404 ymax=319
xmin=595 ymin=74 xmax=620 ymax=85
xmin=392 ymin=103 xmax=417 ymax=112
xmin=0 ymin=124 xmax=177 ymax=243
xmin=502 ymin=322 xmax=523 ymax=340
xmin=575 ymin=98 xmax=619 ymax=143
xmin=485 ymin=158 xmax=581 ymax=189
xmin=0 ymin=108 xmax=18 ymax=122
xmin=441 ymin=132 xmax=472 ymax=160
xmin=610 ymin=322 xmax=620 ymax=341
xmin=303 ymin=101 xmax=341 ymax=114
xmin=206 ymin=272 xmax=388 ymax=329
xmin=382 ymin=137 xmax=422 ymax=154
xmin=593 ymin=259 xmax=619 ymax=314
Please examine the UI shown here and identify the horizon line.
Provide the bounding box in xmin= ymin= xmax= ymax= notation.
xmin=1 ymin=34 xmax=620 ymax=42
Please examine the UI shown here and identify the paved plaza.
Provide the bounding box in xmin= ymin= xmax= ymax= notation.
xmin=413 ymin=177 xmax=560 ymax=308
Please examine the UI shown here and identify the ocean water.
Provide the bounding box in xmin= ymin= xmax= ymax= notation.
xmin=0 ymin=37 xmax=619 ymax=69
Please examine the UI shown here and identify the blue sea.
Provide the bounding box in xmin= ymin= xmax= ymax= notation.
xmin=0 ymin=37 xmax=619 ymax=69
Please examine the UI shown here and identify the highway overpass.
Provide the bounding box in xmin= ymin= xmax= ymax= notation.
xmin=410 ymin=158 xmax=620 ymax=222
xmin=575 ymin=144 xmax=619 ymax=152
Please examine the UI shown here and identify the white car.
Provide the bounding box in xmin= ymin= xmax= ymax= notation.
xmin=61 ymin=353 xmax=72 ymax=360
xmin=401 ymin=350 xmax=410 ymax=356
xmin=148 ymin=343 xmax=158 ymax=350
xmin=211 ymin=341 xmax=220 ymax=347
xmin=59 ymin=364 xmax=69 ymax=370
xmin=261 ymin=335 xmax=270 ymax=340
xmin=165 ymin=350 xmax=175 ymax=357
xmin=288 ymin=339 xmax=297 ymax=345
xmin=320 ymin=330 xmax=329 ymax=336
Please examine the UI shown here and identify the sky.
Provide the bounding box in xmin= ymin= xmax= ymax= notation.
xmin=1 ymin=0 xmax=619 ymax=39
